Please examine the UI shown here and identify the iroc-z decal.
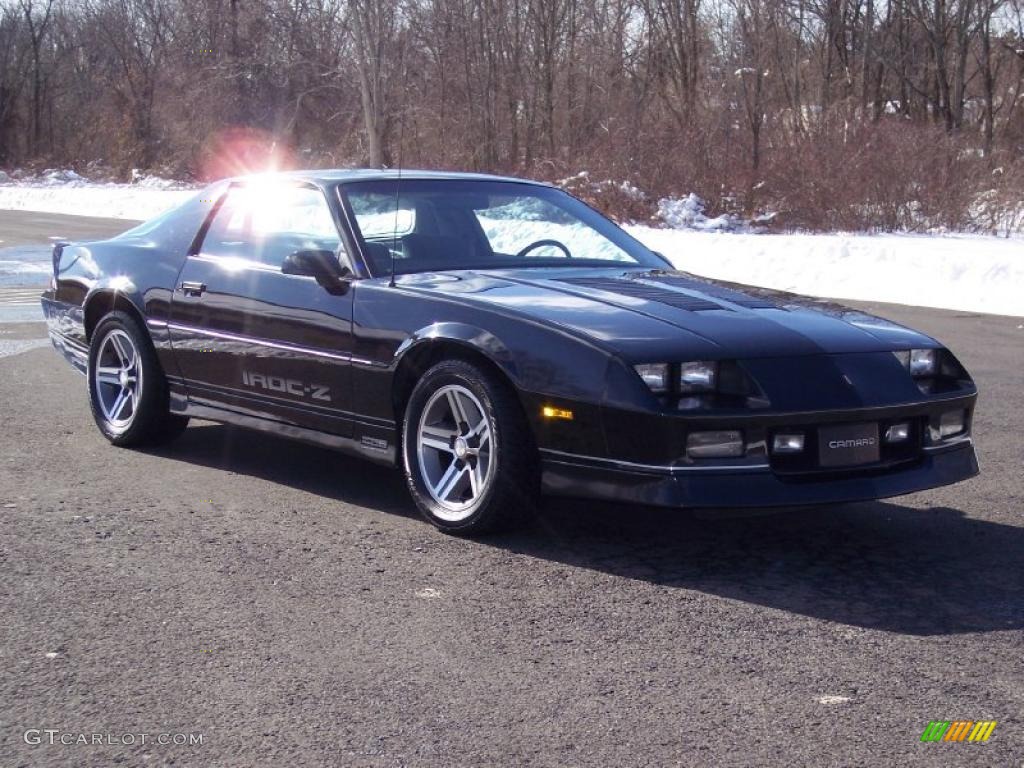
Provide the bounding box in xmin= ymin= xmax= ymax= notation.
xmin=241 ymin=370 xmax=331 ymax=402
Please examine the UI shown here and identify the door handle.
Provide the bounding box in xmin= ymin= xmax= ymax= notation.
xmin=180 ymin=281 xmax=207 ymax=297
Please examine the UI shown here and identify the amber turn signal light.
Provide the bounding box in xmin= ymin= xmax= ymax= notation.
xmin=541 ymin=406 xmax=574 ymax=420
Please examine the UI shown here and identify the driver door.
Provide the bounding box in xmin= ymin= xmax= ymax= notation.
xmin=169 ymin=181 xmax=356 ymax=436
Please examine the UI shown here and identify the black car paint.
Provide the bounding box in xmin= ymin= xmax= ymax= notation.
xmin=40 ymin=170 xmax=978 ymax=510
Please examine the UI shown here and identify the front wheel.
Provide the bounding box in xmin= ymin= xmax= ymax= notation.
xmin=88 ymin=311 xmax=189 ymax=446
xmin=402 ymin=359 xmax=538 ymax=534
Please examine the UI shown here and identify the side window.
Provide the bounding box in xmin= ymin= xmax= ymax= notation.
xmin=201 ymin=184 xmax=342 ymax=268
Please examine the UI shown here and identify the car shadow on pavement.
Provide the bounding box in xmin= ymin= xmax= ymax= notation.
xmin=146 ymin=422 xmax=419 ymax=521
xmin=154 ymin=423 xmax=1021 ymax=637
xmin=505 ymin=497 xmax=1024 ymax=637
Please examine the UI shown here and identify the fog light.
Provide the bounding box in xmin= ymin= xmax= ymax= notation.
xmin=772 ymin=433 xmax=805 ymax=453
xmin=939 ymin=410 xmax=965 ymax=438
xmin=686 ymin=430 xmax=744 ymax=459
xmin=884 ymin=422 xmax=911 ymax=443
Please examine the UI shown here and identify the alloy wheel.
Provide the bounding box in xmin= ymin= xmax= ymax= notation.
xmin=416 ymin=384 xmax=494 ymax=520
xmin=93 ymin=328 xmax=143 ymax=431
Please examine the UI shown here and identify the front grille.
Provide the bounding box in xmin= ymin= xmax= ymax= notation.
xmin=770 ymin=418 xmax=924 ymax=477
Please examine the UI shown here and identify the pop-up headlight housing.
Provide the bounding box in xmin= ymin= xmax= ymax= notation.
xmin=633 ymin=360 xmax=767 ymax=410
xmin=634 ymin=363 xmax=670 ymax=393
xmin=893 ymin=348 xmax=938 ymax=377
xmin=679 ymin=361 xmax=717 ymax=393
xmin=892 ymin=348 xmax=971 ymax=394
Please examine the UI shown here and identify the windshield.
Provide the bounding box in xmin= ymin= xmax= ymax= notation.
xmin=338 ymin=179 xmax=665 ymax=276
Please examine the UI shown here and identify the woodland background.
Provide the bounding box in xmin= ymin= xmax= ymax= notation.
xmin=1 ymin=0 xmax=1023 ymax=231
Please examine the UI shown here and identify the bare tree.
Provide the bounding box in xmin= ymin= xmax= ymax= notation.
xmin=18 ymin=0 xmax=53 ymax=154
xmin=0 ymin=0 xmax=1020 ymax=232
xmin=348 ymin=0 xmax=401 ymax=166
xmin=642 ymin=0 xmax=702 ymax=127
xmin=732 ymin=0 xmax=770 ymax=172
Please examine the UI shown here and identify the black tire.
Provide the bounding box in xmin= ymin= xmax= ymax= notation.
xmin=87 ymin=310 xmax=189 ymax=447
xmin=402 ymin=359 xmax=538 ymax=534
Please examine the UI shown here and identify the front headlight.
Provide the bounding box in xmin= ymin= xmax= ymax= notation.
xmin=635 ymin=362 xmax=717 ymax=394
xmin=893 ymin=348 xmax=939 ymax=377
xmin=634 ymin=363 xmax=670 ymax=393
xmin=633 ymin=360 xmax=767 ymax=409
xmin=679 ymin=361 xmax=717 ymax=393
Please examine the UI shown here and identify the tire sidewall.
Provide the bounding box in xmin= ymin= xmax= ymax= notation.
xmin=402 ymin=362 xmax=504 ymax=532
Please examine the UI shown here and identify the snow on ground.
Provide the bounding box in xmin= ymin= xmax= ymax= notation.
xmin=0 ymin=179 xmax=192 ymax=221
xmin=629 ymin=226 xmax=1024 ymax=318
xmin=655 ymin=194 xmax=745 ymax=232
xmin=0 ymin=173 xmax=1021 ymax=317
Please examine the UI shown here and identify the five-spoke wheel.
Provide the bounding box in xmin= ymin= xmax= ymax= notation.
xmin=87 ymin=311 xmax=189 ymax=446
xmin=403 ymin=359 xmax=538 ymax=534
xmin=416 ymin=385 xmax=494 ymax=519
xmin=93 ymin=328 xmax=143 ymax=431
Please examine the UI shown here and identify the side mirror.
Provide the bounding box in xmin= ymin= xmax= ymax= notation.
xmin=282 ymin=249 xmax=353 ymax=294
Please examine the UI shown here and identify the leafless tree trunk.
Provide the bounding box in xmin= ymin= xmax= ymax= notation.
xmin=643 ymin=0 xmax=702 ymax=128
xmin=349 ymin=0 xmax=398 ymax=166
xmin=19 ymin=0 xmax=53 ymax=155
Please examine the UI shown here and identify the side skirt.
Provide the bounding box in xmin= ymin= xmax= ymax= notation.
xmin=172 ymin=396 xmax=399 ymax=468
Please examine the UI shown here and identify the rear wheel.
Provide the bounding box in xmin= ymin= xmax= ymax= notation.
xmin=402 ymin=359 xmax=538 ymax=534
xmin=88 ymin=311 xmax=189 ymax=446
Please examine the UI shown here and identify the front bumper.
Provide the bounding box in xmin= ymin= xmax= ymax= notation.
xmin=540 ymin=438 xmax=978 ymax=508
xmin=536 ymin=386 xmax=979 ymax=508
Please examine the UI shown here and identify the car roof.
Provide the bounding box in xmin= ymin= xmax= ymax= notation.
xmin=224 ymin=168 xmax=551 ymax=187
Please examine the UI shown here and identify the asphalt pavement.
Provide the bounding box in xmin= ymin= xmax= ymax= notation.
xmin=0 ymin=209 xmax=138 ymax=247
xmin=0 ymin=212 xmax=1021 ymax=767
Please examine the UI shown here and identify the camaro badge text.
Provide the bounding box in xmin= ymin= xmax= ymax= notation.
xmin=828 ymin=437 xmax=876 ymax=449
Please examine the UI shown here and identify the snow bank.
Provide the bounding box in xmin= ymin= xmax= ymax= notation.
xmin=655 ymin=194 xmax=741 ymax=232
xmin=627 ymin=226 xmax=1024 ymax=317
xmin=0 ymin=185 xmax=191 ymax=220
xmin=0 ymin=169 xmax=194 ymax=220
xmin=4 ymin=167 xmax=194 ymax=190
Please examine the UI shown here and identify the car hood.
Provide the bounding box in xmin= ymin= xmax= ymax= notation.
xmin=395 ymin=267 xmax=937 ymax=361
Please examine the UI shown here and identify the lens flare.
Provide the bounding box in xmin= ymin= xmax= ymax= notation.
xmin=198 ymin=127 xmax=296 ymax=181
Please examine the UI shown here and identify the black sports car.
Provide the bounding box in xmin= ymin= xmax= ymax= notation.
xmin=41 ymin=170 xmax=979 ymax=533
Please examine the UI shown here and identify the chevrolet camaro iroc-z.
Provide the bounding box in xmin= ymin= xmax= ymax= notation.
xmin=41 ymin=170 xmax=979 ymax=533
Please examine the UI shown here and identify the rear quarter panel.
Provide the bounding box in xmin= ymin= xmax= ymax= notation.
xmin=41 ymin=187 xmax=219 ymax=372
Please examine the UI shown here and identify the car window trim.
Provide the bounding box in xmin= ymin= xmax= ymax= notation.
xmin=187 ymin=181 xmax=230 ymax=257
xmin=333 ymin=181 xmax=386 ymax=279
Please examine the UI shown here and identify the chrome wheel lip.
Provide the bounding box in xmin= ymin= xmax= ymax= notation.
xmin=93 ymin=328 xmax=142 ymax=433
xmin=415 ymin=384 xmax=494 ymax=521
